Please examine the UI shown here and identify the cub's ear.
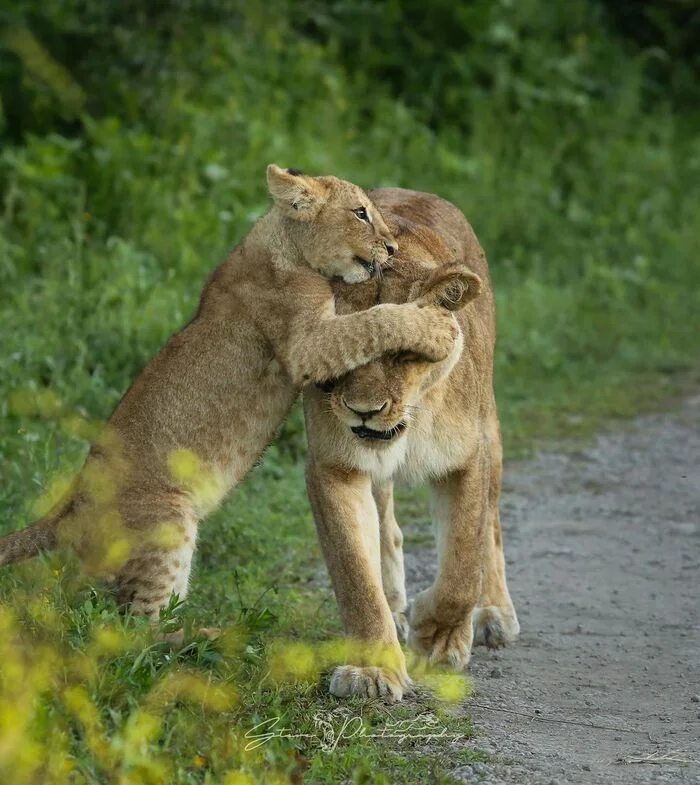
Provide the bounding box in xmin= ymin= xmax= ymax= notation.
xmin=266 ymin=164 xmax=328 ymax=220
xmin=411 ymin=263 xmax=482 ymax=311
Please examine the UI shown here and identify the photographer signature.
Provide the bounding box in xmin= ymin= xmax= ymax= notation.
xmin=244 ymin=712 xmax=465 ymax=752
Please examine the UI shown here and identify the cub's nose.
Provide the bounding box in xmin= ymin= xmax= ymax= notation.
xmin=341 ymin=397 xmax=390 ymax=419
xmin=385 ymin=241 xmax=398 ymax=257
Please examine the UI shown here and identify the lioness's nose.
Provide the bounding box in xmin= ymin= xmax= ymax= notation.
xmin=342 ymin=397 xmax=390 ymax=419
xmin=385 ymin=241 xmax=397 ymax=257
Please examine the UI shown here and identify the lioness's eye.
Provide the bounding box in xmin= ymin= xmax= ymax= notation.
xmin=353 ymin=207 xmax=370 ymax=223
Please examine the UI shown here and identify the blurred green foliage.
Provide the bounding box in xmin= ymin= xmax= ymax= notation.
xmin=1 ymin=2 xmax=699 ymax=782
xmin=1 ymin=0 xmax=698 ymax=458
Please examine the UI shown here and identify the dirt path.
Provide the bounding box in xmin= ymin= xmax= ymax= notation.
xmin=407 ymin=396 xmax=700 ymax=784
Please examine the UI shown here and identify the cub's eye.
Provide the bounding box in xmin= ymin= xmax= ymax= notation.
xmin=353 ymin=207 xmax=370 ymax=223
xmin=394 ymin=351 xmax=424 ymax=364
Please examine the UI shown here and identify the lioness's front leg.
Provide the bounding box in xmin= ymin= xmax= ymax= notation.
xmin=373 ymin=481 xmax=409 ymax=642
xmin=306 ymin=463 xmax=409 ymax=702
xmin=409 ymin=439 xmax=489 ymax=670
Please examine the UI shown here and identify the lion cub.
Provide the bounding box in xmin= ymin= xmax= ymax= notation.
xmin=1 ymin=166 xmax=457 ymax=619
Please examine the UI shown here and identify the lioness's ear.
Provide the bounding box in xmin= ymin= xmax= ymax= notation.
xmin=412 ymin=263 xmax=482 ymax=311
xmin=266 ymin=164 xmax=328 ymax=220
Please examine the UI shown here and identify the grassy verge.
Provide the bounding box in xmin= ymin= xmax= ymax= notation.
xmin=0 ymin=454 xmax=481 ymax=784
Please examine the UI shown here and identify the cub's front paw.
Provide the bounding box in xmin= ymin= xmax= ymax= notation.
xmin=408 ymin=590 xmax=473 ymax=670
xmin=414 ymin=307 xmax=459 ymax=363
xmin=472 ymin=606 xmax=520 ymax=649
xmin=329 ymin=665 xmax=409 ymax=703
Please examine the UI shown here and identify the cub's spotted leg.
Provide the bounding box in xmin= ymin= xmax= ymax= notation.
xmin=473 ymin=421 xmax=519 ymax=648
xmin=409 ymin=440 xmax=490 ymax=670
xmin=115 ymin=516 xmax=199 ymax=642
xmin=373 ymin=481 xmax=409 ymax=643
xmin=307 ymin=463 xmax=409 ymax=702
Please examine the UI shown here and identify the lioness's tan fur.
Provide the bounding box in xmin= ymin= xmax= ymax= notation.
xmin=304 ymin=188 xmax=519 ymax=701
xmin=1 ymin=170 xmax=459 ymax=618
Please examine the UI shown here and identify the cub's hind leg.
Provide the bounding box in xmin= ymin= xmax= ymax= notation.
xmin=116 ymin=516 xmax=197 ymax=624
xmin=473 ymin=418 xmax=519 ymax=649
xmin=373 ymin=481 xmax=409 ymax=643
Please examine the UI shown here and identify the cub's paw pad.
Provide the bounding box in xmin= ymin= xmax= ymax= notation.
xmin=472 ymin=606 xmax=519 ymax=649
xmin=159 ymin=627 xmax=222 ymax=646
xmin=392 ymin=611 xmax=410 ymax=643
xmin=196 ymin=626 xmax=222 ymax=640
xmin=329 ymin=665 xmax=407 ymax=703
xmin=409 ymin=622 xmax=472 ymax=671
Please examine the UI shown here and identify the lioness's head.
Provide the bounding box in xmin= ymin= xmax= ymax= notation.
xmin=267 ymin=164 xmax=398 ymax=283
xmin=321 ymin=264 xmax=481 ymax=445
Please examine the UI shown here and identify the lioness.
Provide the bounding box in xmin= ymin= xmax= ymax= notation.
xmin=1 ymin=168 xmax=458 ymax=619
xmin=304 ymin=188 xmax=519 ymax=701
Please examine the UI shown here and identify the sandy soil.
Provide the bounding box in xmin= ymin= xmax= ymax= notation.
xmin=407 ymin=396 xmax=700 ymax=784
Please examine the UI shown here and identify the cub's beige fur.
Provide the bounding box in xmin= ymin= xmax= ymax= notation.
xmin=304 ymin=188 xmax=519 ymax=701
xmin=1 ymin=169 xmax=459 ymax=618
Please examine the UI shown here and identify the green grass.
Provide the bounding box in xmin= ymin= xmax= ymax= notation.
xmin=2 ymin=2 xmax=700 ymax=782
xmin=0 ymin=473 xmax=478 ymax=784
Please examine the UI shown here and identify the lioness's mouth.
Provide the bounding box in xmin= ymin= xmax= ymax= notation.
xmin=350 ymin=422 xmax=407 ymax=441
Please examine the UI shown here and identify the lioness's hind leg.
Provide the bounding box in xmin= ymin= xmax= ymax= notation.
xmin=472 ymin=514 xmax=519 ymax=649
xmin=373 ymin=481 xmax=409 ymax=643
xmin=473 ymin=424 xmax=519 ymax=649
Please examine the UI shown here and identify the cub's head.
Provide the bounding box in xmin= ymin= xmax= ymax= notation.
xmin=266 ymin=164 xmax=398 ymax=283
xmin=320 ymin=264 xmax=481 ymax=445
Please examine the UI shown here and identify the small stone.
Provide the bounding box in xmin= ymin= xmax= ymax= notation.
xmin=490 ymin=667 xmax=503 ymax=678
xmin=691 ymin=695 xmax=700 ymax=703
xmin=582 ymin=764 xmax=591 ymax=771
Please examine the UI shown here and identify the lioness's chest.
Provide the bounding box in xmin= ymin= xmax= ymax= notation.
xmin=355 ymin=425 xmax=462 ymax=485
xmin=390 ymin=421 xmax=474 ymax=483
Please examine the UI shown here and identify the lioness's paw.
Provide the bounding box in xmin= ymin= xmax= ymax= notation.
xmin=409 ymin=621 xmax=472 ymax=670
xmin=329 ymin=665 xmax=409 ymax=703
xmin=472 ymin=606 xmax=520 ymax=649
xmin=392 ymin=611 xmax=410 ymax=643
xmin=408 ymin=589 xmax=473 ymax=670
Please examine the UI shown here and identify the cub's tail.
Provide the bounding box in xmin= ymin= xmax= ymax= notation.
xmin=0 ymin=498 xmax=72 ymax=566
